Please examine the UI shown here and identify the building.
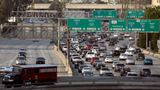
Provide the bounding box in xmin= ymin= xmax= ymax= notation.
xmin=152 ymin=0 xmax=160 ymax=6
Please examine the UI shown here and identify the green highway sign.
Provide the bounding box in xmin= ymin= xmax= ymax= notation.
xmin=127 ymin=10 xmax=144 ymax=18
xmin=67 ymin=18 xmax=101 ymax=32
xmin=144 ymin=20 xmax=160 ymax=32
xmin=92 ymin=10 xmax=117 ymax=18
xmin=128 ymin=19 xmax=144 ymax=32
xmin=128 ymin=19 xmax=160 ymax=32
xmin=109 ymin=19 xmax=126 ymax=32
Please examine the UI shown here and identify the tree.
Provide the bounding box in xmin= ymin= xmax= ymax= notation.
xmin=138 ymin=6 xmax=160 ymax=52
xmin=49 ymin=0 xmax=65 ymax=18
xmin=0 ymin=0 xmax=32 ymax=24
xmin=0 ymin=0 xmax=13 ymax=24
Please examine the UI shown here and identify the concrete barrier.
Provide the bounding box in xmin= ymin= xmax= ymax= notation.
xmin=53 ymin=45 xmax=72 ymax=76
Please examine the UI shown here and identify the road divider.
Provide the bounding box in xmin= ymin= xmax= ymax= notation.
xmin=53 ymin=45 xmax=72 ymax=76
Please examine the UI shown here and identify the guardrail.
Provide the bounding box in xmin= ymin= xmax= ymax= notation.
xmin=5 ymin=77 xmax=160 ymax=90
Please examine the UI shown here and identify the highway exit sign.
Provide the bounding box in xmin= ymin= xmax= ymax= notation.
xmin=67 ymin=18 xmax=101 ymax=32
xmin=127 ymin=10 xmax=144 ymax=18
xmin=92 ymin=10 xmax=117 ymax=18
xmin=109 ymin=19 xmax=126 ymax=32
xmin=128 ymin=19 xmax=160 ymax=32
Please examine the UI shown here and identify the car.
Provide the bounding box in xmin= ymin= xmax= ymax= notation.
xmin=90 ymin=57 xmax=99 ymax=65
xmin=119 ymin=53 xmax=127 ymax=60
xmin=62 ymin=46 xmax=67 ymax=52
xmin=140 ymin=68 xmax=151 ymax=77
xmin=50 ymin=40 xmax=54 ymax=44
xmin=85 ymin=52 xmax=96 ymax=61
xmin=95 ymin=63 xmax=106 ymax=71
xmin=100 ymin=71 xmax=114 ymax=77
xmin=19 ymin=48 xmax=27 ymax=51
xmin=135 ymin=53 xmax=145 ymax=60
xmin=18 ymin=52 xmax=27 ymax=58
xmin=16 ymin=56 xmax=26 ymax=65
xmin=108 ymin=42 xmax=115 ymax=46
xmin=70 ymin=50 xmax=77 ymax=56
xmin=126 ymin=56 xmax=135 ymax=65
xmin=74 ymin=60 xmax=84 ymax=69
xmin=118 ymin=36 xmax=124 ymax=40
xmin=126 ymin=72 xmax=138 ymax=77
xmin=129 ymin=36 xmax=134 ymax=41
xmin=125 ymin=49 xmax=134 ymax=56
xmin=120 ymin=67 xmax=131 ymax=76
xmin=135 ymin=48 xmax=142 ymax=54
xmin=144 ymin=58 xmax=153 ymax=65
xmin=78 ymin=64 xmax=88 ymax=73
xmin=36 ymin=57 xmax=45 ymax=64
xmin=99 ymin=50 xmax=106 ymax=58
xmin=92 ymin=60 xmax=102 ymax=67
xmin=32 ymin=40 xmax=39 ymax=42
xmin=104 ymin=56 xmax=113 ymax=63
xmin=99 ymin=67 xmax=110 ymax=75
xmin=71 ymin=56 xmax=81 ymax=64
xmin=105 ymin=38 xmax=110 ymax=41
xmin=112 ymin=61 xmax=119 ymax=69
xmin=82 ymin=67 xmax=92 ymax=74
xmin=124 ymin=33 xmax=130 ymax=37
xmin=128 ymin=47 xmax=136 ymax=52
xmin=114 ymin=63 xmax=125 ymax=72
xmin=82 ymin=71 xmax=93 ymax=77
xmin=114 ymin=46 xmax=120 ymax=51
xmin=112 ymin=50 xmax=120 ymax=57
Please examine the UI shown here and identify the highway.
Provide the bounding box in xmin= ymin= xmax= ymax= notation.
xmin=0 ymin=39 xmax=67 ymax=76
xmin=67 ymin=32 xmax=160 ymax=77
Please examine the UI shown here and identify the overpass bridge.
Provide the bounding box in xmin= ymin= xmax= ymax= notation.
xmin=65 ymin=3 xmax=149 ymax=10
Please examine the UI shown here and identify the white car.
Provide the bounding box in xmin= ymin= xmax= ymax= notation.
xmin=129 ymin=36 xmax=134 ymax=40
xmin=99 ymin=67 xmax=110 ymax=75
xmin=124 ymin=33 xmax=130 ymax=37
xmin=115 ymin=46 xmax=120 ymax=51
xmin=91 ymin=49 xmax=98 ymax=55
xmin=71 ymin=56 xmax=81 ymax=63
xmin=126 ymin=72 xmax=138 ymax=77
xmin=85 ymin=52 xmax=96 ymax=60
xmin=128 ymin=47 xmax=136 ymax=51
xmin=62 ymin=46 xmax=67 ymax=52
xmin=105 ymin=56 xmax=113 ymax=63
xmin=82 ymin=67 xmax=92 ymax=74
xmin=83 ymin=71 xmax=93 ymax=77
xmin=119 ymin=53 xmax=127 ymax=60
xmin=125 ymin=49 xmax=134 ymax=56
xmin=126 ymin=56 xmax=135 ymax=65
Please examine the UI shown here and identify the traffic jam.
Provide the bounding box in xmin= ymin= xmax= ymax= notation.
xmin=60 ymin=31 xmax=153 ymax=77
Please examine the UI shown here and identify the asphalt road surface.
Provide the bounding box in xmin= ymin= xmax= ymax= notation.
xmin=0 ymin=39 xmax=67 ymax=76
